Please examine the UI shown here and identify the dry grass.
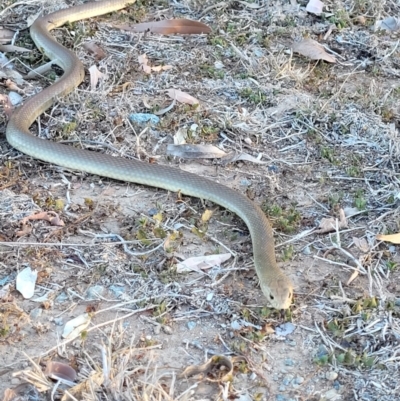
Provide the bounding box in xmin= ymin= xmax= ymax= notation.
xmin=2 ymin=0 xmax=400 ymax=399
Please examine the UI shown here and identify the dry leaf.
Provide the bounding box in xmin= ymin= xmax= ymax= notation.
xmin=201 ymin=209 xmax=213 ymax=222
xmin=176 ymin=253 xmax=231 ymax=273
xmin=0 ymin=44 xmax=31 ymax=53
xmin=292 ymin=39 xmax=336 ymax=63
xmin=138 ymin=54 xmax=151 ymax=74
xmin=16 ymin=267 xmax=37 ymax=299
xmin=306 ymin=0 xmax=324 ymax=15
xmin=138 ymin=53 xmax=172 ymax=74
xmin=352 ymin=237 xmax=369 ymax=253
xmin=167 ymin=144 xmax=227 ymax=159
xmin=166 ymin=89 xmax=199 ymax=105
xmin=376 ymin=232 xmax=400 ymax=244
xmin=375 ymin=17 xmax=400 ymax=32
xmin=88 ymin=65 xmax=105 ymax=90
xmin=0 ymin=28 xmax=15 ymax=44
xmin=45 ymin=361 xmax=77 ymax=382
xmin=0 ymin=284 xmax=11 ymax=302
xmin=83 ymin=41 xmax=106 ymax=60
xmin=315 ymin=208 xmax=347 ymax=234
xmin=173 ymin=127 xmax=187 ymax=145
xmin=16 ymin=223 xmax=32 ymax=237
xmin=5 ymin=79 xmax=23 ymax=93
xmin=21 ymin=211 xmax=65 ymax=227
xmin=62 ymin=313 xmax=91 ymax=339
xmin=119 ymin=19 xmax=211 ymax=35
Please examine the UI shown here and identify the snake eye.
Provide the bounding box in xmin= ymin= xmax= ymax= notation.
xmin=270 ymin=294 xmax=274 ymax=300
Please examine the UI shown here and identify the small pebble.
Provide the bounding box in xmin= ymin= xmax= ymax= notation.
xmin=231 ymin=320 xmax=242 ymax=330
xmin=282 ymin=375 xmax=293 ymax=386
xmin=29 ymin=308 xmax=42 ymax=319
xmin=276 ymin=322 xmax=295 ymax=336
xmin=9 ymin=91 xmax=23 ymax=106
xmin=206 ymin=292 xmax=214 ymax=301
xmin=129 ymin=113 xmax=159 ymax=125
xmin=187 ymin=321 xmax=196 ymax=330
xmin=85 ymin=285 xmax=106 ymax=300
xmin=55 ymin=292 xmax=68 ymax=303
xmin=275 ymin=395 xmax=287 ymax=401
xmin=325 ymin=371 xmax=338 ymax=381
xmin=109 ymin=285 xmax=125 ymax=298
xmin=293 ymin=376 xmax=304 ymax=385
xmin=154 ymin=325 xmax=161 ymax=335
xmin=147 ymin=208 xmax=158 ymax=216
xmin=284 ymin=358 xmax=295 ymax=366
xmin=268 ymin=165 xmax=279 ymax=173
xmin=53 ymin=317 xmax=63 ymax=326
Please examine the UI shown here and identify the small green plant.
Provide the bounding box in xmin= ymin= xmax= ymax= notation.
xmin=386 ymin=260 xmax=398 ymax=271
xmin=200 ymin=64 xmax=225 ymax=79
xmin=282 ymin=245 xmax=294 ymax=262
xmin=326 ymin=319 xmax=344 ymax=337
xmin=209 ymin=36 xmax=227 ymax=47
xmin=62 ymin=121 xmax=77 ymax=134
xmin=320 ymin=146 xmax=336 ymax=163
xmin=240 ymin=88 xmax=268 ymax=105
xmin=327 ymin=9 xmax=350 ymax=28
xmin=314 ymin=353 xmax=329 ymax=366
xmin=262 ymin=202 xmax=301 ymax=233
xmin=354 ymin=189 xmax=367 ymax=210
xmin=200 ymin=125 xmax=219 ymax=139
xmin=346 ymin=165 xmax=361 ymax=177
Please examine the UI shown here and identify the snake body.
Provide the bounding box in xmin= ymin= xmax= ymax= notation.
xmin=5 ymin=0 xmax=293 ymax=309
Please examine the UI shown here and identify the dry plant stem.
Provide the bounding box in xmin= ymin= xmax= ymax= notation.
xmin=78 ymin=229 xmax=165 ymax=256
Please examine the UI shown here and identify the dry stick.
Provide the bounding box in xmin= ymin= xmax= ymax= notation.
xmin=78 ymin=229 xmax=165 ymax=256
xmin=313 ymin=255 xmax=361 ymax=274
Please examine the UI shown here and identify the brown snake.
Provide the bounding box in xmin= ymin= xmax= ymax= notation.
xmin=5 ymin=0 xmax=294 ymax=309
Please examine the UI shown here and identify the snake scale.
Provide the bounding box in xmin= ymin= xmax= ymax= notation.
xmin=5 ymin=0 xmax=294 ymax=309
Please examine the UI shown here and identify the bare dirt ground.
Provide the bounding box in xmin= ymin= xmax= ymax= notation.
xmin=1 ymin=0 xmax=400 ymax=400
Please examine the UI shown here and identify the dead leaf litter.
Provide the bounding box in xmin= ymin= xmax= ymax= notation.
xmin=1 ymin=0 xmax=400 ymax=400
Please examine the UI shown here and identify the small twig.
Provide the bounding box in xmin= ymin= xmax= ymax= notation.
xmin=78 ymin=229 xmax=164 ymax=256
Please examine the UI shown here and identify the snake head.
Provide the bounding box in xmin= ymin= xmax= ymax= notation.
xmin=260 ymin=275 xmax=294 ymax=310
